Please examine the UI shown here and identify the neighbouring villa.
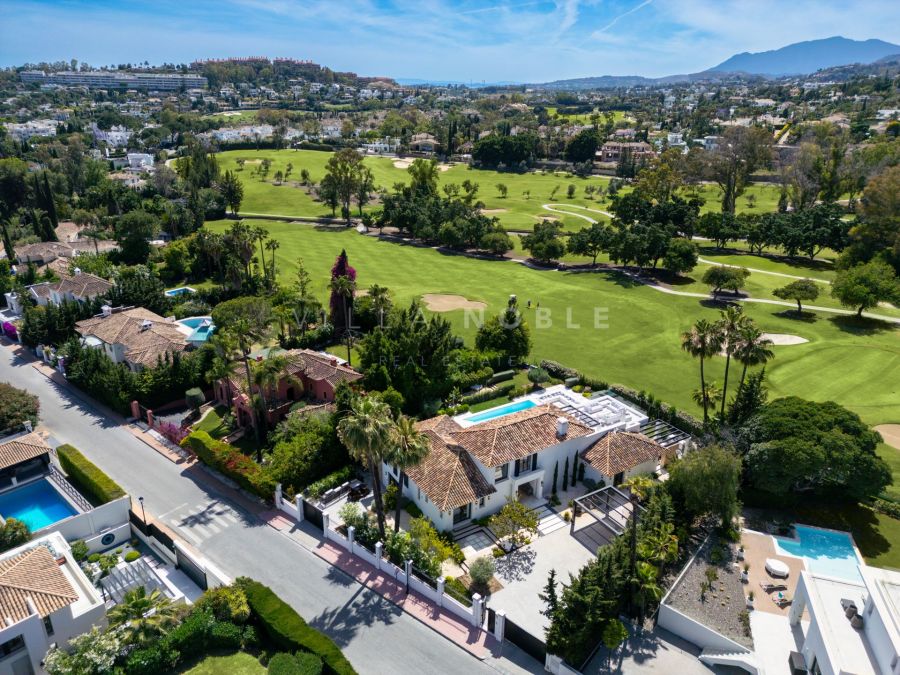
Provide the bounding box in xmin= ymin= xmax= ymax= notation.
xmin=0 ymin=532 xmax=106 ymax=675
xmin=4 ymin=269 xmax=113 ymax=317
xmin=384 ymin=385 xmax=689 ymax=531
xmin=75 ymin=306 xmax=191 ymax=371
xmin=215 ymin=349 xmax=363 ymax=428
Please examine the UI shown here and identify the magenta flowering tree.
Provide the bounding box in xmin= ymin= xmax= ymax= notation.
xmin=329 ymin=249 xmax=357 ymax=330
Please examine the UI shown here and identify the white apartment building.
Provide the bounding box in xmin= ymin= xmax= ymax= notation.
xmin=20 ymin=71 xmax=207 ymax=91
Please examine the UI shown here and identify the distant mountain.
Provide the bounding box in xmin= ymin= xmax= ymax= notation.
xmin=708 ymin=36 xmax=900 ymax=76
xmin=534 ymin=36 xmax=900 ymax=90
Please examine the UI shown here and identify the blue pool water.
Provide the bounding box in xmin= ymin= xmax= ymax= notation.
xmin=466 ymin=399 xmax=537 ymax=423
xmin=0 ymin=480 xmax=77 ymax=531
xmin=178 ymin=316 xmax=216 ymax=342
xmin=165 ymin=286 xmax=196 ymax=297
xmin=774 ymin=525 xmax=862 ymax=582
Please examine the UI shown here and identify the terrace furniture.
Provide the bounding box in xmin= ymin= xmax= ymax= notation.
xmin=774 ymin=595 xmax=793 ymax=608
xmin=759 ymin=582 xmax=788 ymax=593
xmin=765 ymin=558 xmax=790 ymax=578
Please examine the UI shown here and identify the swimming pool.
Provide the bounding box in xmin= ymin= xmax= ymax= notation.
xmin=165 ymin=286 xmax=196 ymax=298
xmin=0 ymin=479 xmax=77 ymax=531
xmin=774 ymin=525 xmax=863 ymax=582
xmin=465 ymin=399 xmax=537 ymax=423
xmin=177 ymin=316 xmax=216 ymax=343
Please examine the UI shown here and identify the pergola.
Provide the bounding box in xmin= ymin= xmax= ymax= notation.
xmin=569 ymin=485 xmax=643 ymax=553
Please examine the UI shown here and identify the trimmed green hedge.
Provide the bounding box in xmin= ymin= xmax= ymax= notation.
xmin=182 ymin=431 xmax=276 ymax=500
xmin=238 ymin=578 xmax=356 ymax=675
xmin=56 ymin=444 xmax=126 ymax=505
xmin=306 ymin=466 xmax=356 ymax=500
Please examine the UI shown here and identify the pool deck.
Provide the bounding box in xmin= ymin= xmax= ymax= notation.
xmin=741 ymin=530 xmax=807 ymax=616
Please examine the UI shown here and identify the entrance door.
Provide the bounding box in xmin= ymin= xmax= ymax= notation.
xmin=453 ymin=503 xmax=471 ymax=525
xmin=614 ymin=472 xmax=624 ymax=486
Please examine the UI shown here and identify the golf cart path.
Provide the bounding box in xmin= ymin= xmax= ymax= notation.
xmin=697 ymin=257 xmax=832 ymax=284
xmin=542 ymin=203 xmax=613 ymax=222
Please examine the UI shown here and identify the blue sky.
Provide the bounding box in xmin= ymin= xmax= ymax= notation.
xmin=1 ymin=0 xmax=899 ymax=81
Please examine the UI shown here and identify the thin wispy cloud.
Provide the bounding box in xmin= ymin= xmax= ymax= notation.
xmin=591 ymin=0 xmax=653 ymax=36
xmin=459 ymin=0 xmax=545 ymax=14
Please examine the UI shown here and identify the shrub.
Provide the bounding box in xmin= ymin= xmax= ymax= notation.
xmin=210 ymin=620 xmax=244 ymax=649
xmin=383 ymin=482 xmax=399 ymax=511
xmin=87 ymin=553 xmax=101 ymax=563
xmin=165 ymin=608 xmax=215 ymax=660
xmin=125 ymin=644 xmax=179 ymax=675
xmin=459 ymin=383 xmax=515 ymax=405
xmin=487 ymin=369 xmax=515 ymax=385
xmin=540 ymin=360 xmax=578 ymax=380
xmin=403 ymin=501 xmax=423 ymax=518
xmin=468 ymin=556 xmax=495 ymax=587
xmin=124 ymin=551 xmax=140 ymax=563
xmin=0 ymin=382 xmax=39 ymax=432
xmin=507 ymin=384 xmax=530 ymax=400
xmin=306 ymin=466 xmax=356 ymax=500
xmin=268 ymin=652 xmax=324 ymax=675
xmin=56 ymin=444 xmax=126 ymax=505
xmin=443 ymin=576 xmax=472 ymax=604
xmin=185 ymin=387 xmax=206 ymax=410
xmin=0 ymin=518 xmax=30 ymax=554
xmin=238 ymin=578 xmax=356 ymax=675
xmin=181 ymin=432 xmax=276 ymax=500
xmin=196 ymin=584 xmax=251 ymax=624
xmin=872 ymin=498 xmax=900 ymax=519
xmin=70 ymin=540 xmax=89 ymax=562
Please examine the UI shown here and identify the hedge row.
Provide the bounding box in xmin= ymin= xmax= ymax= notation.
xmin=460 ymin=382 xmax=515 ymax=405
xmin=182 ymin=431 xmax=276 ymax=500
xmin=306 ymin=466 xmax=356 ymax=500
xmin=238 ymin=578 xmax=357 ymax=675
xmin=872 ymin=498 xmax=900 ymax=519
xmin=56 ymin=444 xmax=126 ymax=505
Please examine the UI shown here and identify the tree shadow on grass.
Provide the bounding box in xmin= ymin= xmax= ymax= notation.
xmin=772 ymin=309 xmax=820 ymax=324
xmin=828 ymin=314 xmax=897 ymax=336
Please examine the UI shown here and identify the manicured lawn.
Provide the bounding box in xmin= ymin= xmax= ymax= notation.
xmin=205 ymin=219 xmax=900 ymax=427
xmin=179 ymin=651 xmax=265 ymax=675
xmin=877 ymin=442 xmax=900 ymax=503
xmin=218 ymin=149 xmax=782 ymax=233
xmin=194 ymin=406 xmax=231 ymax=439
xmin=544 ymin=107 xmax=632 ymax=124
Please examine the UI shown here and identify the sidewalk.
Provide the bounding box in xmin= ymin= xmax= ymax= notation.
xmin=264 ymin=512 xmax=500 ymax=661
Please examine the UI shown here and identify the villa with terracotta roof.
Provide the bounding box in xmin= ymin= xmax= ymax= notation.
xmin=0 ymin=532 xmax=105 ymax=675
xmin=5 ymin=270 xmax=113 ymax=317
xmin=383 ymin=386 xmax=674 ymax=530
xmin=75 ymin=306 xmax=190 ymax=371
xmin=214 ymin=349 xmax=363 ymax=428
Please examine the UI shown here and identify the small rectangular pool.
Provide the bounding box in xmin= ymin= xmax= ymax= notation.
xmin=0 ymin=479 xmax=77 ymax=531
xmin=466 ymin=399 xmax=537 ymax=423
xmin=774 ymin=525 xmax=862 ymax=582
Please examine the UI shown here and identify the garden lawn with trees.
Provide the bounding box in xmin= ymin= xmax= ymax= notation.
xmin=204 ymin=219 xmax=900 ymax=427
xmin=214 ymin=149 xmax=782 ymax=233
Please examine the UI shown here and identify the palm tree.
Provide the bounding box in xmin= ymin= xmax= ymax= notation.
xmin=226 ymin=318 xmax=270 ymax=454
xmin=265 ymin=239 xmax=280 ymax=284
xmin=633 ymin=561 xmax=663 ymax=622
xmin=208 ymin=331 xmax=241 ymax=409
xmin=383 ymin=415 xmax=429 ymax=532
xmin=368 ymin=284 xmax=391 ymax=329
xmin=273 ymin=304 xmax=296 ymax=342
xmin=638 ymin=522 xmax=678 ymax=566
xmin=253 ymin=226 xmax=269 ymax=281
xmin=733 ymin=324 xmax=775 ymax=388
xmin=251 ymin=354 xmax=290 ymax=443
xmin=692 ymin=382 xmax=722 ymax=411
xmin=621 ymin=475 xmax=654 ymax=578
xmin=337 ymin=396 xmax=394 ymax=537
xmin=107 ymin=586 xmax=178 ymax=645
xmin=329 ymin=275 xmax=356 ymax=364
xmin=716 ymin=305 xmax=749 ymax=415
xmin=680 ymin=319 xmax=723 ymax=424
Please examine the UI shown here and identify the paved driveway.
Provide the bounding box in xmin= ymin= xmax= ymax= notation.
xmin=489 ymin=524 xmax=596 ymax=636
xmin=0 ymin=345 xmax=538 ymax=675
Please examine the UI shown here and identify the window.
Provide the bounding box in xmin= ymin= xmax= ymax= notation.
xmin=479 ymin=497 xmax=485 ymax=507
xmin=43 ymin=615 xmax=54 ymax=636
xmin=0 ymin=636 xmax=25 ymax=657
xmin=402 ymin=474 xmax=409 ymax=488
xmin=494 ymin=463 xmax=509 ymax=482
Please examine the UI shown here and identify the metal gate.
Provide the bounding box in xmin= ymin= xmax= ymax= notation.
xmin=505 ymin=616 xmax=547 ymax=663
xmin=486 ymin=606 xmax=496 ymax=633
xmin=176 ymin=546 xmax=208 ymax=591
xmin=302 ymin=499 xmax=324 ymax=530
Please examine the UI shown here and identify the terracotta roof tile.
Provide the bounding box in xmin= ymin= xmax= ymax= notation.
xmin=580 ymin=431 xmax=663 ymax=477
xmin=0 ymin=433 xmax=52 ymax=471
xmin=405 ymin=425 xmax=496 ymax=512
xmin=0 ymin=546 xmax=78 ymax=622
xmin=449 ymin=405 xmax=593 ymax=468
xmin=75 ymin=308 xmax=188 ymax=368
xmin=54 ymin=272 xmax=113 ymax=299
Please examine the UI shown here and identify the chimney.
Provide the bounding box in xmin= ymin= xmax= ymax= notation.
xmin=140 ymin=320 xmax=152 ymax=331
xmin=101 ymin=304 xmax=112 ymax=317
xmin=330 ymin=358 xmax=337 ymax=366
xmin=256 ymin=355 xmax=264 ymax=362
xmin=73 ymin=267 xmax=81 ymax=276
xmin=556 ymin=417 xmax=568 ymax=438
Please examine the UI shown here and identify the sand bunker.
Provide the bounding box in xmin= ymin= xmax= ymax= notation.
xmin=393 ymin=159 xmax=452 ymax=172
xmin=876 ymin=425 xmax=900 ymax=450
xmin=242 ymin=159 xmax=262 ymax=165
xmin=481 ymin=209 xmax=508 ymax=214
xmin=422 ymin=294 xmax=487 ymax=312
xmin=761 ymin=333 xmax=808 ymax=346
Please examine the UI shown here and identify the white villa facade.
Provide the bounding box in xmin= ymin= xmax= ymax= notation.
xmin=789 ymin=565 xmax=900 ymax=675
xmin=383 ymin=386 xmax=679 ymax=531
xmin=0 ymin=532 xmax=106 ymax=675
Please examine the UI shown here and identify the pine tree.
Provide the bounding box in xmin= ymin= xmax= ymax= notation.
xmin=539 ymin=569 xmax=559 ymax=619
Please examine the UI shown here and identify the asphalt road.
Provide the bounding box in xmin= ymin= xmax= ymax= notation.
xmin=0 ymin=346 xmax=538 ymax=675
